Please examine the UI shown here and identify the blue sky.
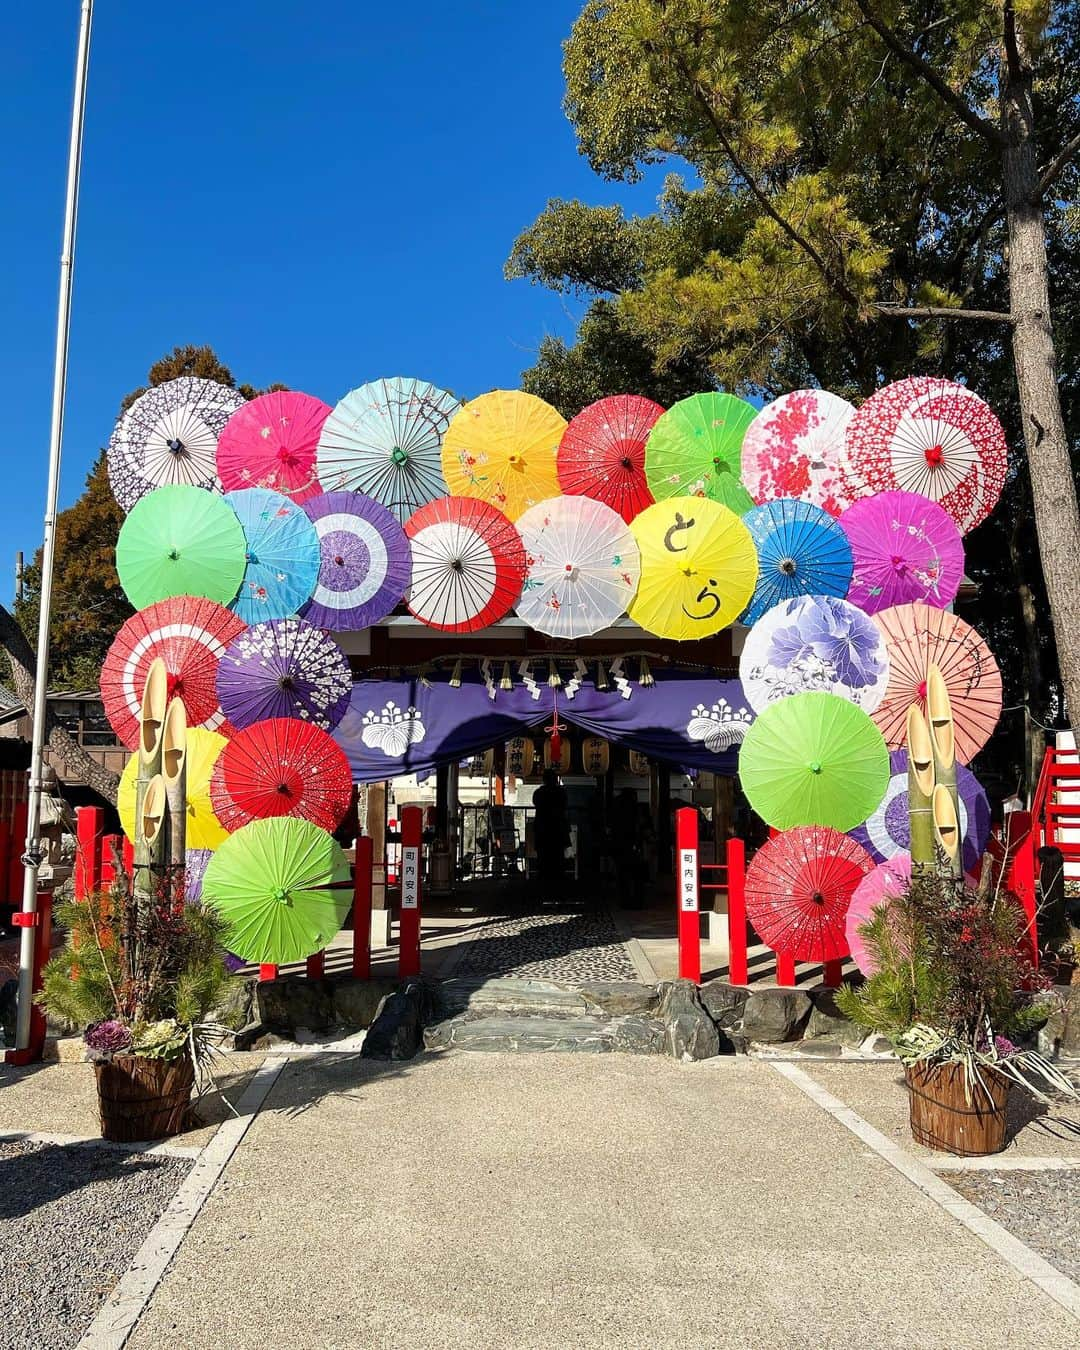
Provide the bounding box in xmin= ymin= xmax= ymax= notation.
xmin=2 ymin=1 xmax=672 ymax=584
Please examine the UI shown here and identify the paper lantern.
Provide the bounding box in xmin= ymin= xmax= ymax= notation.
xmin=582 ymin=736 xmax=610 ymax=775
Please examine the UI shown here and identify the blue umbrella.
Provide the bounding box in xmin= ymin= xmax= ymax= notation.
xmin=740 ymin=499 xmax=853 ymax=625
xmin=226 ymin=488 xmax=320 ymax=623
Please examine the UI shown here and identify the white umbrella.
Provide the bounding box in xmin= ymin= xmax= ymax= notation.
xmin=515 ymin=496 xmax=640 ymax=639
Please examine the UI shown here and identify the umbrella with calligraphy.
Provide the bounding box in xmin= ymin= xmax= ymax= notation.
xmin=405 ymin=495 xmax=526 ymax=632
xmin=739 ymin=498 xmax=853 ymax=625
xmin=216 ymin=390 xmax=330 ymax=505
xmin=644 ymin=393 xmax=757 ymax=513
xmin=226 ymin=488 xmax=321 ymax=623
xmin=840 ymin=490 xmax=964 ymax=615
xmin=556 ymin=394 xmax=663 ymax=523
xmin=741 ymin=389 xmax=858 ymax=517
xmin=298 ymin=490 xmax=410 ymax=630
xmin=442 ymin=390 xmax=565 ymax=521
xmin=216 ymin=618 xmax=353 ymax=731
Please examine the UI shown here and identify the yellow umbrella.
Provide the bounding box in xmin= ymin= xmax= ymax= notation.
xmin=119 ymin=727 xmax=229 ymax=851
xmin=628 ymin=496 xmax=757 ymax=639
xmin=441 ymin=390 xmax=565 ymax=520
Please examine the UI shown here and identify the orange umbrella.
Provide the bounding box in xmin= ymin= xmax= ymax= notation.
xmin=870 ymin=603 xmax=1001 ymax=764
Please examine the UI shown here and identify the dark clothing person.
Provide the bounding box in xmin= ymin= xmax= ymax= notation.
xmin=611 ymin=788 xmax=644 ymax=907
xmin=532 ymin=769 xmax=568 ymax=886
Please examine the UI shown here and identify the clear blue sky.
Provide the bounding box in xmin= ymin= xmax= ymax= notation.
xmin=2 ymin=1 xmax=670 ymax=587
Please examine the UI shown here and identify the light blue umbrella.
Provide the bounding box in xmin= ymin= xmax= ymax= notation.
xmin=739 ymin=498 xmax=853 ymax=625
xmin=226 ymin=488 xmax=320 ymax=623
xmin=316 ymin=377 xmax=460 ymax=523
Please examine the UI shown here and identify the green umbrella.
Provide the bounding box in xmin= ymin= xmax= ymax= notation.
xmin=738 ymin=691 xmax=890 ymax=832
xmin=116 ymin=484 xmax=246 ymax=610
xmin=645 ymin=393 xmax=757 ymax=512
xmin=201 ymin=817 xmax=352 ymax=965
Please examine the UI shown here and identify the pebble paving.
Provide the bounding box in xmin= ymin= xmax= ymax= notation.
xmin=452 ymin=907 xmax=638 ymax=982
xmin=948 ymin=1168 xmax=1080 ymax=1283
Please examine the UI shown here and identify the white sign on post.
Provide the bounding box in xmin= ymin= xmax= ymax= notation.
xmin=402 ymin=846 xmax=420 ymax=910
xmin=679 ymin=847 xmax=698 ymax=912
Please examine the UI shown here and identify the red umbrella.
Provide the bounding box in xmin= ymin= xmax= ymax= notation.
xmin=557 ymin=395 xmax=663 ymax=523
xmin=209 ymin=718 xmax=353 ymax=833
xmin=101 ymin=597 xmax=245 ymax=749
xmin=216 ymin=390 xmax=330 ymax=505
xmin=404 ymin=495 xmax=525 ymax=632
xmin=745 ymin=827 xmax=874 ymax=962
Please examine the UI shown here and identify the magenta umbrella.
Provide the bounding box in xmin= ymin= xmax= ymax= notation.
xmin=217 ymin=391 xmax=330 ymax=505
xmin=841 ymin=491 xmax=964 ymax=615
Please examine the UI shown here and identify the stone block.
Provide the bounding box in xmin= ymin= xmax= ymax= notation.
xmin=805 ymin=990 xmax=868 ymax=1047
xmin=660 ymin=980 xmax=722 ymax=1060
xmin=740 ymin=990 xmax=812 ymax=1043
xmin=578 ymin=981 xmax=660 ymax=1016
xmin=1038 ymin=984 xmax=1080 ymax=1059
xmin=361 ymin=980 xmax=424 ymax=1060
xmin=256 ymin=976 xmax=335 ymax=1033
xmin=213 ymin=976 xmax=256 ymax=1031
xmin=699 ymin=980 xmax=749 ymax=1031
xmin=331 ymin=976 xmax=400 ymax=1028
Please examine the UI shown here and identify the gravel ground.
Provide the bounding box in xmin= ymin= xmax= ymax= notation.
xmin=0 ymin=1137 xmax=191 ymax=1350
xmin=948 ymin=1168 xmax=1080 ymax=1283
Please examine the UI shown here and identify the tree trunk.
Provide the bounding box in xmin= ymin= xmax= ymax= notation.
xmin=1000 ymin=21 xmax=1080 ymax=731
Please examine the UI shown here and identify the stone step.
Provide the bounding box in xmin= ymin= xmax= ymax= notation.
xmin=436 ymin=976 xmax=659 ymax=1020
xmin=424 ymin=1009 xmax=666 ymax=1055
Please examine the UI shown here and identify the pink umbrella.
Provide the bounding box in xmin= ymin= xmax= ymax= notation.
xmin=845 ymin=853 xmax=911 ymax=976
xmin=217 ymin=390 xmax=330 ymax=505
xmin=841 ymin=491 xmax=964 ymax=615
xmin=741 ymin=389 xmax=858 ymax=517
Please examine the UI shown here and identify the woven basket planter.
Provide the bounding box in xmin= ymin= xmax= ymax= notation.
xmin=94 ymin=1052 xmax=195 ymax=1143
xmin=904 ymin=1060 xmax=1010 ymax=1156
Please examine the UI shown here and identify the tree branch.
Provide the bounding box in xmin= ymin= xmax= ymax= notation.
xmin=853 ymin=0 xmax=1005 ymax=149
xmin=872 ymin=303 xmax=1014 ymax=324
xmin=1035 ymin=129 xmax=1080 ymax=199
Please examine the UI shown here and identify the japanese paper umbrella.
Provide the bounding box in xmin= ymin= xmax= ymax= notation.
xmin=216 ymin=618 xmax=353 ymax=731
xmin=556 ymin=394 xmax=663 ymax=523
xmin=442 ymin=390 xmax=565 ymax=521
xmin=739 ymin=595 xmax=890 ymax=715
xmin=745 ymin=826 xmax=874 ymax=962
xmin=201 ymin=817 xmax=352 ymax=966
xmin=843 ymin=377 xmax=1007 ymax=534
xmin=225 ymin=488 xmax=321 ymax=623
xmin=840 ymin=490 xmax=964 ymax=615
xmin=845 ymin=853 xmax=911 ymax=976
xmin=118 ymin=728 xmax=229 ymax=851
xmin=850 ymin=748 xmax=991 ymax=872
xmin=739 ymin=498 xmax=853 ymax=625
xmin=210 ymin=718 xmax=353 ymax=833
xmin=101 ymin=596 xmax=245 ymax=748
xmin=317 ymin=377 xmax=460 ymax=523
xmin=106 ymin=377 xmax=245 ymax=513
xmin=405 ymin=496 xmax=526 ymax=633
xmin=738 ymin=691 xmax=890 ymax=831
xmin=741 ymin=389 xmax=858 ymax=517
xmin=216 ymin=390 xmax=330 ymax=505
xmin=870 ymin=603 xmax=1002 ymax=763
xmin=628 ymin=496 xmax=757 ymax=640
xmin=184 ymin=848 xmax=213 ymax=902
xmin=644 ymin=393 xmax=756 ymax=513
xmin=116 ymin=485 xmax=247 ymax=610
xmin=298 ymin=490 xmax=410 ymax=630
xmin=515 ymin=496 xmax=640 ymax=639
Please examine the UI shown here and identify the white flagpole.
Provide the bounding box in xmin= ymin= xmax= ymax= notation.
xmin=14 ymin=0 xmax=94 ymax=1052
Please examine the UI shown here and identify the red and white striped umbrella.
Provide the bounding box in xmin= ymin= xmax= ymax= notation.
xmin=405 ymin=496 xmax=525 ymax=633
xmin=843 ymin=377 xmax=1006 ymax=535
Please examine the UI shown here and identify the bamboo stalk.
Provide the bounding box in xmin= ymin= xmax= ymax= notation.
xmin=932 ymin=784 xmax=963 ymax=880
xmin=134 ymin=660 xmax=167 ymax=900
xmin=926 ymin=663 xmax=963 ymax=880
xmin=161 ymin=698 xmax=188 ymax=873
xmin=907 ymin=704 xmax=936 ymax=876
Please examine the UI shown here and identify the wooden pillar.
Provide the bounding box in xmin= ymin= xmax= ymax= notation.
xmin=657 ymin=763 xmax=672 ymax=877
xmin=365 ymin=781 xmax=390 ymax=947
xmin=713 ymin=776 xmax=734 ymax=882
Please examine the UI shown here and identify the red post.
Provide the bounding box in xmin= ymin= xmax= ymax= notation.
xmin=121 ymin=836 xmax=135 ymax=882
xmin=7 ymin=800 xmax=28 ymax=905
xmin=4 ymin=891 xmax=52 ymax=1065
xmin=823 ymin=959 xmax=843 ymax=988
xmin=352 ymin=834 xmax=373 ymax=979
xmin=725 ymin=836 xmax=747 ymax=986
xmin=0 ymin=823 xmax=10 ymax=904
xmin=398 ymin=805 xmax=422 ymax=978
xmin=75 ymin=806 xmax=105 ymax=900
xmin=776 ymin=952 xmax=797 ymax=986
xmin=306 ymin=952 xmax=325 ymax=979
xmin=259 ymin=964 xmax=278 ymax=982
xmin=675 ymin=806 xmax=701 ymax=984
xmin=1005 ymin=813 xmax=1038 ymax=971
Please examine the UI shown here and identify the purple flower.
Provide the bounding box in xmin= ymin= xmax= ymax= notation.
xmin=993 ymin=1035 xmax=1018 ymax=1059
xmin=84 ymin=1019 xmax=132 ymax=1058
xmin=803 ymin=600 xmax=883 ymax=689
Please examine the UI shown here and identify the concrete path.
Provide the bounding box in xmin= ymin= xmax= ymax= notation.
xmin=122 ymin=1053 xmax=1076 ymax=1349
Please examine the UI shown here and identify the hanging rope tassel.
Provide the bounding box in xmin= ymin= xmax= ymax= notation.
xmin=596 ymin=660 xmax=608 ymax=691
xmin=638 ymin=656 xmax=654 ymax=687
xmin=548 ymin=658 xmax=562 ymax=689
xmin=499 ymin=661 xmax=513 ymax=691
xmin=449 ymin=658 xmax=463 ymax=688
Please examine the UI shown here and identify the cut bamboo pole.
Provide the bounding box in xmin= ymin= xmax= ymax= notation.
xmin=932 ymin=784 xmax=963 ymax=879
xmin=134 ymin=660 xmax=167 ymax=898
xmin=926 ymin=663 xmax=962 ymax=880
xmin=161 ymin=698 xmax=188 ymax=872
xmin=907 ymin=704 xmax=936 ymax=877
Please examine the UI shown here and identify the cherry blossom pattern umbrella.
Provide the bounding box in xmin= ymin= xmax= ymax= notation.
xmin=843 ymin=377 xmax=1007 ymax=534
xmin=298 ymin=490 xmax=410 ymax=630
xmin=225 ymin=488 xmax=321 ymax=623
xmin=101 ymin=596 xmax=246 ymax=749
xmin=739 ymin=499 xmax=853 ymax=625
xmin=316 ymin=377 xmax=460 ymax=522
xmin=442 ymin=390 xmax=565 ymax=520
xmin=845 ymin=852 xmax=911 ymax=976
xmin=216 ymin=390 xmax=331 ymax=505
xmin=849 ymin=749 xmax=991 ymax=873
xmin=840 ymin=490 xmax=964 ymax=615
xmin=184 ymin=848 xmax=213 ymax=902
xmin=216 ymin=618 xmax=353 ymax=731
xmin=870 ymin=603 xmax=1002 ymax=763
xmin=739 ymin=595 xmax=890 ymax=715
xmin=107 ymin=377 xmax=245 ymax=512
xmin=741 ymin=389 xmax=858 ymax=517
xmin=644 ymin=393 xmax=757 ymax=512
xmin=404 ymin=496 xmax=526 ymax=633
xmin=515 ymin=496 xmax=640 ymax=639
xmin=556 ymin=394 xmax=664 ymax=523
xmin=745 ymin=826 xmax=874 ymax=962
xmin=210 ymin=718 xmax=353 ymax=833
xmin=116 ymin=485 xmax=247 ymax=610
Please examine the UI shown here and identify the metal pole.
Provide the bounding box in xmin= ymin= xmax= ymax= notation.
xmin=14 ymin=0 xmax=94 ymax=1052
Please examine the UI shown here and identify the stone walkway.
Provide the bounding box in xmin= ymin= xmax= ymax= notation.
xmin=449 ymin=907 xmax=638 ymax=983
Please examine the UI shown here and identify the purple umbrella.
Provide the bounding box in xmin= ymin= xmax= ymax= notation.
xmin=216 ymin=618 xmax=353 ymax=731
xmin=850 ymin=749 xmax=990 ymax=873
xmin=186 ymin=849 xmax=245 ymax=971
xmin=840 ymin=490 xmax=964 ymax=615
xmin=298 ymin=490 xmax=410 ymax=631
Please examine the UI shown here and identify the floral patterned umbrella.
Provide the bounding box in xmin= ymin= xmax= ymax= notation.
xmin=741 ymin=389 xmax=858 ymax=517
xmin=556 ymin=394 xmax=663 ymax=523
xmin=841 ymin=490 xmax=964 ymax=614
xmin=739 ymin=499 xmax=853 ymax=625
xmin=442 ymin=390 xmax=565 ymax=521
xmin=845 ymin=853 xmax=911 ymax=976
xmin=226 ymin=488 xmax=321 ymax=623
xmin=739 ymin=595 xmax=890 ymax=715
xmin=216 ymin=390 xmax=330 ymax=504
xmin=644 ymin=393 xmax=756 ymax=512
xmin=216 ymin=618 xmax=353 ymax=730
